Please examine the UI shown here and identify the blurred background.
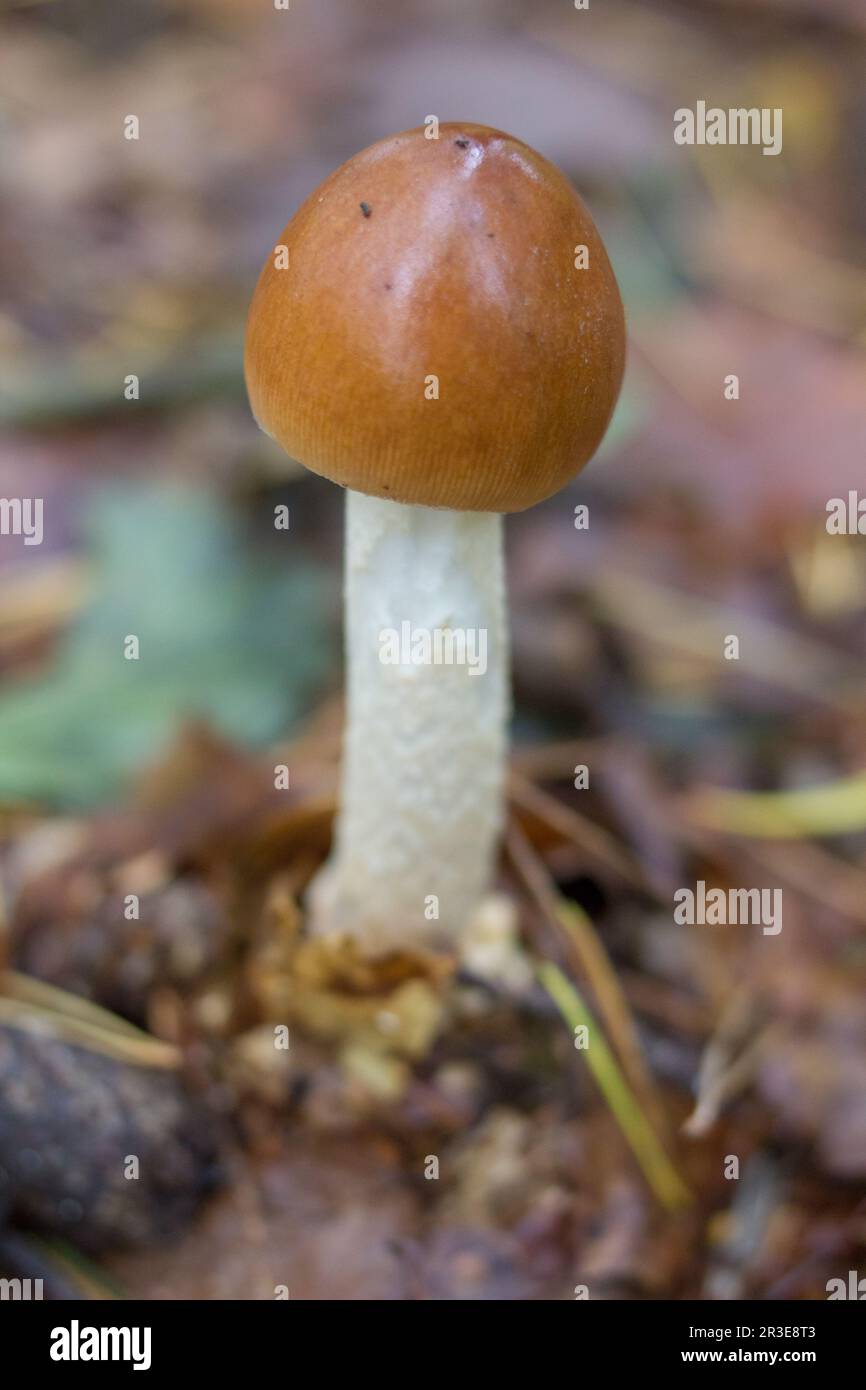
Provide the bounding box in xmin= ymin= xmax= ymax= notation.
xmin=0 ymin=0 xmax=865 ymax=1300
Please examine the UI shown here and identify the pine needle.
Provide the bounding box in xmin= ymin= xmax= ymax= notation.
xmin=538 ymin=960 xmax=693 ymax=1212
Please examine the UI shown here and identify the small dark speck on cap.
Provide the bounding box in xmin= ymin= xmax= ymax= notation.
xmin=360 ymin=201 xmax=372 ymax=218
xmin=455 ymin=138 xmax=470 ymax=149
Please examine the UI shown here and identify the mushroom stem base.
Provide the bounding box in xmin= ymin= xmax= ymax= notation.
xmin=307 ymin=490 xmax=508 ymax=953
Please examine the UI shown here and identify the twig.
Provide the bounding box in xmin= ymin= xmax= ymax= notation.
xmin=508 ymin=768 xmax=651 ymax=895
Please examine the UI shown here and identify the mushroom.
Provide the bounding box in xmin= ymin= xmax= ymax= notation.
xmin=245 ymin=123 xmax=624 ymax=954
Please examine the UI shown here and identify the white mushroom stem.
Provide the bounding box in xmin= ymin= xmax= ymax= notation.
xmin=307 ymin=489 xmax=508 ymax=953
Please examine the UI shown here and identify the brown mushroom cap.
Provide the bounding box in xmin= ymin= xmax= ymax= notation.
xmin=245 ymin=123 xmax=625 ymax=513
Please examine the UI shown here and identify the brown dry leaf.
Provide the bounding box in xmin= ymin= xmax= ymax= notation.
xmin=627 ymin=302 xmax=866 ymax=518
xmin=106 ymin=1137 xmax=419 ymax=1301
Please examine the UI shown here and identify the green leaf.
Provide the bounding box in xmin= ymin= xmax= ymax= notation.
xmin=0 ymin=484 xmax=332 ymax=807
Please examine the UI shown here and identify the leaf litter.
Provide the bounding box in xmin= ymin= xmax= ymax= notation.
xmin=0 ymin=0 xmax=865 ymax=1301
